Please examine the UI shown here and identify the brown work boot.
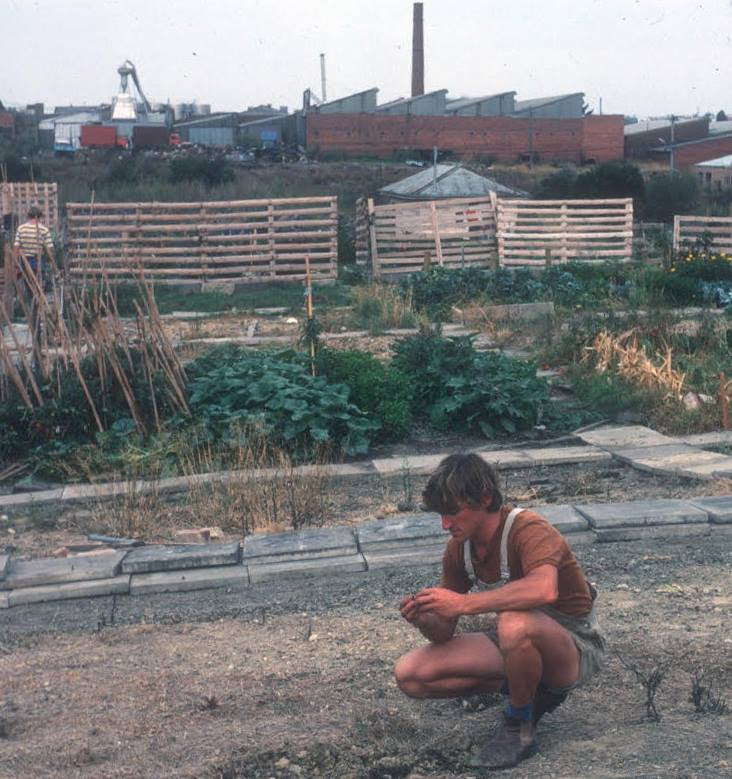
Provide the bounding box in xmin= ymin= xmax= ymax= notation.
xmin=469 ymin=714 xmax=537 ymax=770
xmin=533 ymin=683 xmax=568 ymax=724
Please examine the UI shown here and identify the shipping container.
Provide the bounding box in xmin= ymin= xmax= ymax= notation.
xmin=80 ymin=124 xmax=117 ymax=148
xmin=189 ymin=126 xmax=234 ymax=147
xmin=132 ymin=125 xmax=170 ymax=148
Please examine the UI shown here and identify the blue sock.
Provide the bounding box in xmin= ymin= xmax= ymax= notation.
xmin=505 ymin=701 xmax=534 ymax=721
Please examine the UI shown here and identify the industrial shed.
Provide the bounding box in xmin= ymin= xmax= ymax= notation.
xmin=375 ymin=90 xmax=448 ymax=116
xmin=310 ymin=89 xmax=379 ymax=114
xmin=173 ymin=113 xmax=239 ymax=145
xmin=513 ymin=93 xmax=585 ymax=119
xmin=445 ymin=92 xmax=516 ymax=117
xmin=378 ymin=163 xmax=527 ymax=202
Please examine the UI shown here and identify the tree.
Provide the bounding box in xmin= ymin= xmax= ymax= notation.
xmin=716 ymin=110 xmax=728 ymax=122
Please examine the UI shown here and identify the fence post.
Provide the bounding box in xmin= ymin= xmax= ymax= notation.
xmin=2 ymin=243 xmax=14 ymax=322
xmin=430 ymin=201 xmax=444 ymax=266
xmin=367 ymin=198 xmax=380 ymax=280
xmin=545 ymin=248 xmax=552 ymax=267
xmin=494 ymin=198 xmax=504 ymax=268
xmin=560 ymin=202 xmax=568 ymax=263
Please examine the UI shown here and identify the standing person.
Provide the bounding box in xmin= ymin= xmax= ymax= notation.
xmin=394 ymin=453 xmax=605 ymax=770
xmin=11 ymin=205 xmax=55 ymax=343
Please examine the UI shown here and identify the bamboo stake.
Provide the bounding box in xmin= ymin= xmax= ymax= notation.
xmin=720 ymin=373 xmax=730 ymax=431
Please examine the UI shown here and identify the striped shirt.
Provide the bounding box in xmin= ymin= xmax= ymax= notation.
xmin=13 ymin=220 xmax=53 ymax=258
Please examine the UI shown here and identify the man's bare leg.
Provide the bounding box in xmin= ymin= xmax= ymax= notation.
xmin=394 ymin=633 xmax=505 ymax=699
xmin=497 ymin=610 xmax=580 ymax=708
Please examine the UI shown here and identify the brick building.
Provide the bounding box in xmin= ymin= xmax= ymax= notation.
xmin=305 ymin=113 xmax=623 ymax=163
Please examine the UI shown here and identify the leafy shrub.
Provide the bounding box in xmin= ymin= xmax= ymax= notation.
xmin=169 ymin=156 xmax=235 ymax=187
xmin=645 ymin=171 xmax=699 ymax=222
xmin=391 ymin=330 xmax=549 ymax=437
xmin=539 ymin=162 xmax=645 ymax=204
xmin=316 ymin=349 xmax=412 ymax=442
xmin=185 ymin=347 xmax=377 ymax=456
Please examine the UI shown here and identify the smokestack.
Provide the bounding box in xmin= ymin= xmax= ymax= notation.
xmin=320 ymin=53 xmax=327 ymax=102
xmin=411 ymin=3 xmax=424 ymax=97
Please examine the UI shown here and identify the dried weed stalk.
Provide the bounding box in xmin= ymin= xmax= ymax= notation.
xmin=583 ymin=329 xmax=685 ymax=400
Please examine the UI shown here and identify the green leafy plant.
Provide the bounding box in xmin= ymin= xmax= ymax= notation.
xmin=315 ymin=349 xmax=413 ymax=442
xmin=391 ymin=330 xmax=549 ymax=438
xmin=185 ymin=347 xmax=377 ymax=457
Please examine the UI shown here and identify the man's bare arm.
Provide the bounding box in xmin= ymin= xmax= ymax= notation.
xmin=413 ymin=565 xmax=559 ymax=619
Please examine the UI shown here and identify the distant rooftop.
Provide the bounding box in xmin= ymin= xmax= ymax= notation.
xmin=445 ymin=92 xmax=516 ymax=111
xmin=696 ymin=154 xmax=732 ymax=167
xmin=513 ymin=93 xmax=583 ymax=113
xmin=379 ymin=163 xmax=527 ymax=200
xmin=624 ymin=117 xmax=704 ymax=135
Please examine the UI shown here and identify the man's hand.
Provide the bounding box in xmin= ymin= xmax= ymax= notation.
xmin=399 ymin=594 xmax=421 ymax=624
xmin=413 ymin=587 xmax=467 ymax=619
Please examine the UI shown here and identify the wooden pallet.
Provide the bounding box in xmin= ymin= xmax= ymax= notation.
xmin=66 ymin=196 xmax=339 ymax=284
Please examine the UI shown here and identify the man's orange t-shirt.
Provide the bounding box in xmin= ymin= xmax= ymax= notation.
xmin=440 ymin=505 xmax=593 ymax=618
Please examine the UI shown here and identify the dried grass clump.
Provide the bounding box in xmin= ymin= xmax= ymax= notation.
xmin=583 ymin=329 xmax=685 ymax=400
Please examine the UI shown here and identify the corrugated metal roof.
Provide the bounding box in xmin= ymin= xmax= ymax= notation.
xmin=710 ymin=120 xmax=732 ymax=135
xmin=379 ymin=164 xmax=527 ymax=199
xmin=375 ymin=89 xmax=448 ymax=112
xmin=446 ymin=92 xmax=516 ymax=111
xmin=624 ymin=117 xmax=702 ymax=136
xmin=513 ymin=93 xmax=583 ymax=112
xmin=696 ymin=154 xmax=732 ymax=167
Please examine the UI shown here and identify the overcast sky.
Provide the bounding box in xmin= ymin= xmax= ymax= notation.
xmin=2 ymin=0 xmax=730 ymax=118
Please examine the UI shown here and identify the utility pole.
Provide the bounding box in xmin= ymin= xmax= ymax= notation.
xmin=669 ymin=115 xmax=676 ymax=171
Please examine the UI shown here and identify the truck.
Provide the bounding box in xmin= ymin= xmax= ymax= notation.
xmin=132 ymin=125 xmax=172 ymax=149
xmin=80 ymin=125 xmax=119 ymax=149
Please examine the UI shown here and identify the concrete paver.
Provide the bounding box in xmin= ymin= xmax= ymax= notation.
xmin=574 ymin=499 xmax=708 ymax=529
xmin=690 ymin=496 xmax=732 ymax=524
xmin=356 ymin=514 xmax=443 ymax=551
xmin=592 ymin=523 xmax=710 ymax=543
xmin=0 ymin=591 xmax=8 ymax=609
xmin=1 ymin=552 xmax=127 ymax=590
xmin=243 ymin=527 xmax=357 ymax=564
xmin=130 ymin=566 xmax=250 ymax=595
xmin=0 ymin=554 xmax=9 ymax=581
xmin=121 ymin=542 xmax=241 ymax=574
xmin=8 ymin=574 xmax=131 ymax=606
xmin=524 ymin=446 xmax=611 ymax=467
xmin=247 ymin=553 xmax=366 ymax=583
xmin=363 ymin=543 xmax=445 ymax=570
xmin=532 ymin=504 xmax=591 ymax=534
xmin=612 ymin=444 xmax=732 ymax=479
xmin=578 ymin=425 xmax=672 ymax=450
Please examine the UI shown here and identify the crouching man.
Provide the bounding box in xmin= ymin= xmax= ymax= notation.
xmin=394 ymin=453 xmax=606 ymax=770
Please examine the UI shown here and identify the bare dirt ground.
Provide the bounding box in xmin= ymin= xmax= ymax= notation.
xmin=0 ymin=534 xmax=730 ymax=778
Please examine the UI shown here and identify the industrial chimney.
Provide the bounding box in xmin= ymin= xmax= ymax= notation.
xmin=411 ymin=2 xmax=424 ymax=97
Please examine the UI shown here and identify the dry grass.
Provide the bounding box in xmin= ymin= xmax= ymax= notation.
xmin=350 ymin=284 xmax=422 ymax=332
xmin=584 ymin=329 xmax=686 ymax=400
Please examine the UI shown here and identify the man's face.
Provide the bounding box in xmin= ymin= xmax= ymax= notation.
xmin=440 ymin=502 xmax=490 ymax=542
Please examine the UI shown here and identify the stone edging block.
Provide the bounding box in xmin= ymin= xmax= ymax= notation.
xmin=689 ymin=496 xmax=732 ymax=524
xmin=575 ymin=499 xmax=708 ymax=529
xmin=121 ymin=542 xmax=241 ymax=574
xmin=8 ymin=574 xmax=131 ymax=607
xmin=1 ymin=551 xmax=127 ymax=590
xmin=243 ymin=527 xmax=357 ymax=564
xmin=130 ymin=566 xmax=250 ymax=595
xmin=356 ymin=514 xmax=443 ymax=552
xmin=0 ymin=554 xmax=9 ymax=581
xmin=248 ymin=553 xmax=366 ymax=583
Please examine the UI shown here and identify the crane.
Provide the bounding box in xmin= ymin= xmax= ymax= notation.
xmin=112 ymin=60 xmax=151 ymax=120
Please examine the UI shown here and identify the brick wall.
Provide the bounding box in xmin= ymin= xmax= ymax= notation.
xmin=306 ymin=114 xmax=623 ymax=163
xmin=673 ymin=134 xmax=732 ymax=170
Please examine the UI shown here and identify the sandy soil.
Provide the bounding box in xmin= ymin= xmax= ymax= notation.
xmin=0 ymin=535 xmax=730 ymax=778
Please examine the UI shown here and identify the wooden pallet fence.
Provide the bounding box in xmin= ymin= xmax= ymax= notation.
xmin=355 ymin=196 xmax=370 ymax=266
xmin=496 ymin=198 xmax=634 ymax=266
xmin=369 ymin=195 xmax=498 ymax=279
xmin=673 ymin=215 xmax=732 ymax=255
xmin=0 ymin=182 xmax=59 ymax=233
xmin=66 ymin=196 xmax=339 ymax=283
